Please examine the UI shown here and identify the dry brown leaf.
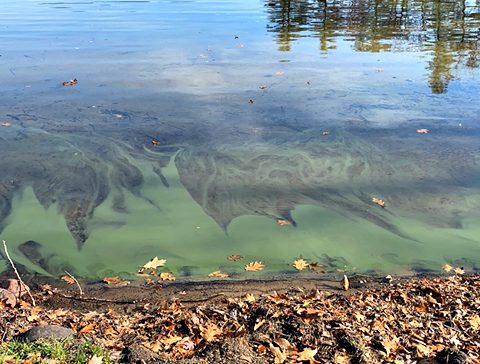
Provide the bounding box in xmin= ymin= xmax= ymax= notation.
xmin=142 ymin=257 xmax=167 ymax=270
xmin=334 ymin=352 xmax=350 ymax=364
xmin=415 ymin=343 xmax=431 ymax=357
xmin=27 ymin=306 xmax=42 ymax=322
xmin=442 ymin=263 xmax=453 ymax=272
xmin=382 ymin=337 xmax=399 ymax=357
xmin=293 ymin=259 xmax=309 ymax=271
xmin=245 ymin=261 xmax=265 ymax=272
xmin=342 ymin=275 xmax=349 ymax=291
xmin=227 ymin=254 xmax=244 ymax=261
xmin=372 ymin=197 xmax=386 ymax=208
xmin=6 ymin=279 xmax=30 ymax=297
xmin=151 ymin=139 xmax=161 ymax=146
xmin=159 ymin=272 xmax=176 ymax=281
xmin=469 ymin=315 xmax=480 ymax=330
xmin=161 ymin=336 xmax=183 ymax=345
xmin=0 ymin=288 xmax=17 ymax=308
xmin=86 ymin=355 xmax=103 ymax=364
xmin=79 ymin=323 xmax=96 ymax=334
xmin=309 ymin=262 xmax=326 ymax=273
xmin=201 ymin=323 xmax=221 ymax=342
xmin=63 ymin=78 xmax=78 ymax=86
xmin=102 ymin=276 xmax=130 ymax=286
xmin=297 ymin=347 xmax=318 ymax=363
xmin=417 ymin=128 xmax=429 ymax=134
xmin=276 ymin=218 xmax=291 ymax=226
xmin=208 ymin=271 xmax=229 ymax=278
xmin=269 ymin=343 xmax=287 ymax=364
xmin=259 ymin=85 xmax=267 ymax=90
xmin=61 ymin=275 xmax=76 ymax=285
xmin=454 ymin=267 xmax=465 ymax=275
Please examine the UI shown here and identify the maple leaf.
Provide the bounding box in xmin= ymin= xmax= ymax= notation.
xmin=227 ymin=254 xmax=244 ymax=261
xmin=86 ymin=355 xmax=103 ymax=364
xmin=297 ymin=347 xmax=318 ymax=363
xmin=79 ymin=323 xmax=96 ymax=334
xmin=142 ymin=257 xmax=167 ymax=270
xmin=245 ymin=261 xmax=265 ymax=272
xmin=276 ymin=218 xmax=291 ymax=226
xmin=442 ymin=263 xmax=453 ymax=272
xmin=159 ymin=272 xmax=176 ymax=281
xmin=208 ymin=271 xmax=229 ymax=278
xmin=342 ymin=275 xmax=349 ymax=291
xmin=293 ymin=259 xmax=309 ymax=271
xmin=372 ymin=197 xmax=386 ymax=208
xmin=61 ymin=275 xmax=76 ymax=285
xmin=417 ymin=128 xmax=429 ymax=134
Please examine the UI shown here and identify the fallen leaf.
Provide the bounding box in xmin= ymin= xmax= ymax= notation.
xmin=269 ymin=343 xmax=287 ymax=364
xmin=297 ymin=347 xmax=318 ymax=363
xmin=182 ymin=340 xmax=195 ymax=351
xmin=276 ymin=218 xmax=291 ymax=226
xmin=309 ymin=262 xmax=326 ymax=273
xmin=469 ymin=315 xmax=480 ymax=330
xmin=5 ymin=279 xmax=30 ymax=297
xmin=142 ymin=257 xmax=167 ymax=270
xmin=293 ymin=259 xmax=309 ymax=271
xmin=27 ymin=306 xmax=42 ymax=321
xmin=201 ymin=323 xmax=221 ymax=342
xmin=227 ymin=254 xmax=244 ymax=261
xmin=151 ymin=139 xmax=160 ymax=146
xmin=161 ymin=336 xmax=183 ymax=345
xmin=342 ymin=275 xmax=349 ymax=291
xmin=159 ymin=272 xmax=176 ymax=281
xmin=372 ymin=197 xmax=386 ymax=208
xmin=245 ymin=261 xmax=265 ymax=272
xmin=86 ymin=355 xmax=103 ymax=364
xmin=61 ymin=275 xmax=76 ymax=285
xmin=417 ymin=128 xmax=429 ymax=134
xmin=334 ymin=352 xmax=350 ymax=364
xmin=208 ymin=271 xmax=229 ymax=278
xmin=79 ymin=323 xmax=96 ymax=334
xmin=259 ymin=85 xmax=267 ymax=90
xmin=442 ymin=263 xmax=453 ymax=272
xmin=102 ymin=276 xmax=130 ymax=286
xmin=62 ymin=78 xmax=78 ymax=86
xmin=454 ymin=267 xmax=465 ymax=275
xmin=0 ymin=288 xmax=17 ymax=308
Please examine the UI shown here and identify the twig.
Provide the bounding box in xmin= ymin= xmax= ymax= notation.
xmin=2 ymin=239 xmax=36 ymax=306
xmin=64 ymin=270 xmax=84 ymax=296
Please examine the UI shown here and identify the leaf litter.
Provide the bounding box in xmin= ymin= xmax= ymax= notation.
xmin=0 ymin=272 xmax=479 ymax=363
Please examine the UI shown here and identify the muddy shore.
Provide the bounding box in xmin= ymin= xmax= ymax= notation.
xmin=1 ymin=272 xmax=479 ymax=363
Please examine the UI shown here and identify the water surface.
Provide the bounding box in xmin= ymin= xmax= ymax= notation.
xmin=1 ymin=0 xmax=480 ymax=278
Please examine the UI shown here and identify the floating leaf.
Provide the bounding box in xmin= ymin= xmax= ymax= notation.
xmin=208 ymin=271 xmax=229 ymax=278
xmin=293 ymin=259 xmax=309 ymax=271
xmin=227 ymin=254 xmax=244 ymax=261
xmin=372 ymin=197 xmax=386 ymax=208
xmin=151 ymin=139 xmax=160 ymax=146
xmin=259 ymin=85 xmax=267 ymax=90
xmin=159 ymin=272 xmax=176 ymax=281
xmin=62 ymin=78 xmax=78 ymax=86
xmin=142 ymin=257 xmax=167 ymax=270
xmin=417 ymin=128 xmax=429 ymax=134
xmin=309 ymin=262 xmax=326 ymax=273
xmin=442 ymin=264 xmax=453 ymax=272
xmin=245 ymin=261 xmax=265 ymax=272
xmin=276 ymin=218 xmax=291 ymax=226
xmin=454 ymin=267 xmax=465 ymax=275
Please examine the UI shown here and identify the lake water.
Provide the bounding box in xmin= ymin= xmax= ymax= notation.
xmin=1 ymin=0 xmax=479 ymax=279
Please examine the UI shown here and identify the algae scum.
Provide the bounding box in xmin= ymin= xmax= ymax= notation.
xmin=1 ymin=0 xmax=480 ymax=278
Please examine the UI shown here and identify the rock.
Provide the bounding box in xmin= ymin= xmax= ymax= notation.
xmin=120 ymin=344 xmax=170 ymax=364
xmin=436 ymin=348 xmax=469 ymax=364
xmin=16 ymin=325 xmax=74 ymax=342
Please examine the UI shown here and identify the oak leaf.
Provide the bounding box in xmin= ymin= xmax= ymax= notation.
xmin=159 ymin=272 xmax=176 ymax=281
xmin=142 ymin=257 xmax=166 ymax=270
xmin=269 ymin=343 xmax=287 ymax=364
xmin=333 ymin=352 xmax=350 ymax=364
xmin=201 ymin=323 xmax=221 ymax=342
xmin=442 ymin=264 xmax=453 ymax=272
xmin=102 ymin=276 xmax=130 ymax=286
xmin=208 ymin=271 xmax=229 ymax=278
xmin=0 ymin=288 xmax=17 ymax=308
xmin=79 ymin=323 xmax=96 ymax=334
xmin=227 ymin=254 xmax=244 ymax=261
xmin=161 ymin=336 xmax=183 ymax=345
xmin=276 ymin=218 xmax=291 ymax=226
xmin=245 ymin=261 xmax=265 ymax=272
xmin=293 ymin=259 xmax=309 ymax=271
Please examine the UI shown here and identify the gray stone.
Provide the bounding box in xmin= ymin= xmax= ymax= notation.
xmin=16 ymin=325 xmax=74 ymax=342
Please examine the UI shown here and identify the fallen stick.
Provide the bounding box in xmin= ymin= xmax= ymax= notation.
xmin=64 ymin=270 xmax=84 ymax=296
xmin=2 ymin=239 xmax=36 ymax=306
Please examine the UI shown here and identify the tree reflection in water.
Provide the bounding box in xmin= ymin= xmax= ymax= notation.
xmin=265 ymin=0 xmax=480 ymax=93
